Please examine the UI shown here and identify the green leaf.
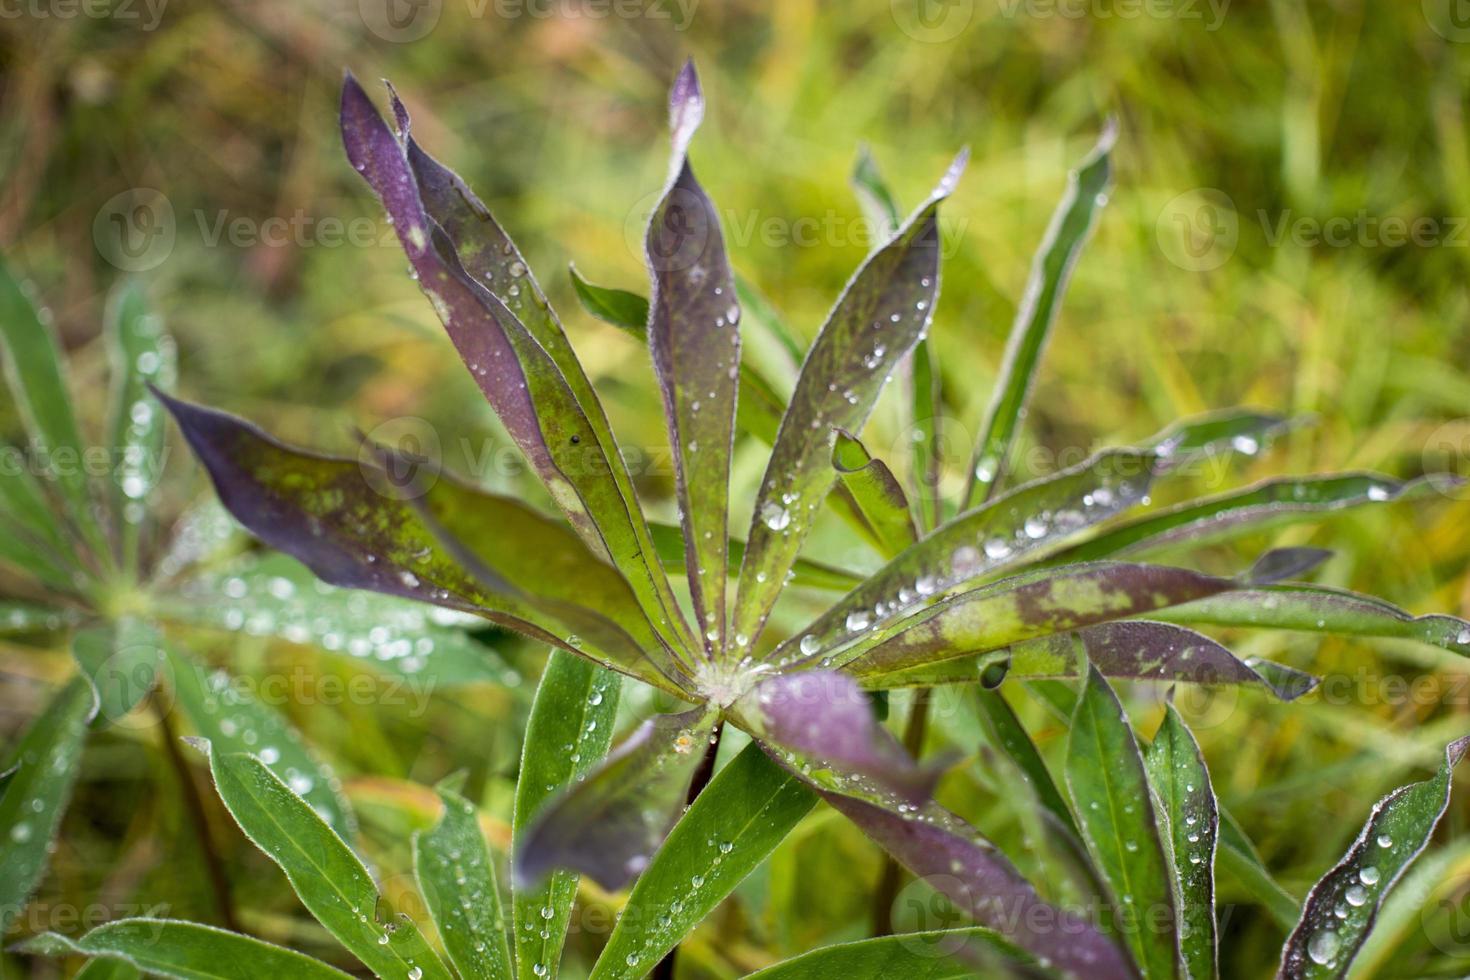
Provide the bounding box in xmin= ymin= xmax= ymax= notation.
xmin=104 ymin=279 xmax=175 ymax=571
xmin=413 ymin=784 xmax=513 ymax=980
xmin=71 ymin=619 xmax=163 ymax=727
xmin=909 ymin=339 xmax=944 ymax=531
xmin=963 ymin=125 xmax=1115 ymax=508
xmin=1066 ymin=664 xmax=1182 ymax=979
xmin=165 ymin=645 xmax=355 ymax=844
xmin=0 ymin=257 xmax=107 ymax=562
xmin=163 ymin=553 xmax=521 ymax=688
xmin=20 ymin=919 xmax=353 ymax=979
xmin=1278 ymin=735 xmax=1470 ymax=979
xmin=569 ymin=263 xmax=650 ymax=333
xmin=0 ymin=452 xmax=76 ymax=589
xmin=511 ymin=650 xmax=621 ymax=980
xmin=1216 ymin=812 xmax=1300 ymax=929
xmin=832 ymin=430 xmax=918 ymax=557
xmin=648 ymin=523 xmax=862 ymax=593
xmin=742 ymin=928 xmax=1041 ymax=980
xmin=0 ymin=676 xmax=96 ymax=932
xmin=1146 ymin=704 xmax=1219 ymax=980
xmin=733 ymin=151 xmax=966 ymax=645
xmin=197 ymin=741 xmax=452 ymax=980
xmin=590 ymin=742 xmax=816 ymax=979
xmin=974 ymin=687 xmax=1079 ymax=840
xmin=0 ymin=601 xmax=74 ymax=635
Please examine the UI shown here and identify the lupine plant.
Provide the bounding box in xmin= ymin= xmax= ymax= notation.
xmin=46 ymin=61 xmax=1470 ymax=978
xmin=0 ymin=264 xmax=515 ymax=939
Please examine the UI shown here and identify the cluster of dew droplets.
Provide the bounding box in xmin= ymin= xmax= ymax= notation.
xmin=1305 ymin=832 xmax=1395 ymax=969
xmin=786 ymin=474 xmax=1147 ymax=663
xmin=116 ymin=314 xmax=177 ymax=525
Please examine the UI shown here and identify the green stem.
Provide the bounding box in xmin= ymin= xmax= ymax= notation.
xmin=650 ymin=722 xmax=724 ymax=980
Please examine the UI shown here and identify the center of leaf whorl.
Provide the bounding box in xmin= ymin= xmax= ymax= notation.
xmin=692 ymin=658 xmax=774 ymax=708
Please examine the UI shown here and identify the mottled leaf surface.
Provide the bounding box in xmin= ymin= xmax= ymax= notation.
xmin=591 ymin=742 xmax=816 ymax=979
xmin=1066 ymin=666 xmax=1182 ymax=979
xmin=833 ymin=430 xmax=918 ymax=556
xmin=964 ymin=126 xmax=1115 ymax=507
xmin=512 ymin=651 xmax=621 ymax=980
xmin=1146 ymin=705 xmax=1219 ymax=980
xmin=414 ymin=784 xmax=513 ymax=980
xmin=0 ymin=677 xmax=95 ymax=932
xmin=733 ymin=151 xmax=967 ymax=644
xmin=1278 ymin=736 xmax=1470 ymax=979
xmin=198 ymin=742 xmax=452 ymax=980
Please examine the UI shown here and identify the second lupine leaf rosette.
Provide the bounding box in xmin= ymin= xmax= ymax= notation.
xmin=158 ymin=62 xmax=1470 ymax=978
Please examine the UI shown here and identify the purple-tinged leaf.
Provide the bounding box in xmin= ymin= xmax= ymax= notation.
xmin=1247 ymin=547 xmax=1332 ymax=585
xmin=1151 ymin=585 xmax=1470 ymax=657
xmin=1146 ymin=703 xmax=1220 ymax=980
xmin=735 ymin=670 xmax=939 ymax=805
xmin=833 ymin=430 xmax=918 ymax=557
xmin=963 ymin=125 xmax=1115 ymax=509
xmin=832 ymin=561 xmax=1240 ymax=683
xmin=732 ymin=150 xmax=968 ymax=646
xmin=780 ymin=448 xmax=1161 ymax=666
xmin=1006 ymin=621 xmax=1320 ymax=701
xmin=811 ymin=785 xmax=1135 ymax=979
xmin=1277 ymin=736 xmax=1470 ymax=979
xmin=645 ymin=61 xmax=742 ymax=657
xmin=342 ymin=75 xmax=695 ymax=662
xmin=1051 ymin=474 xmax=1434 ymax=565
xmin=159 ymin=394 xmax=688 ymax=697
xmin=515 ymin=706 xmax=718 ymax=892
xmin=1066 ymin=665 xmax=1183 ymax=979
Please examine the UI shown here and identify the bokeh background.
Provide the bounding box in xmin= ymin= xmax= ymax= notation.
xmin=4 ymin=0 xmax=1470 ymax=976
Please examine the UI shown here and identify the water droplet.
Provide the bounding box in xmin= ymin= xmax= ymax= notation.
xmin=845 ymin=610 xmax=871 ymax=632
xmin=799 ymin=635 xmax=821 ymax=656
xmin=1308 ymin=930 xmax=1340 ymax=966
xmin=1376 ymin=834 xmax=1393 ymax=849
xmin=1345 ymin=884 xmax=1368 ymax=907
xmin=1359 ymin=866 xmax=1380 ymax=885
xmin=760 ymin=501 xmax=791 ymax=531
xmin=1367 ymin=484 xmax=1391 ymax=502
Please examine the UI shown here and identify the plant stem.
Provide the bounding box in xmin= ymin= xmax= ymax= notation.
xmin=650 ymin=721 xmax=724 ymax=980
xmin=156 ymin=696 xmax=238 ymax=932
xmin=870 ymin=690 xmax=931 ymax=936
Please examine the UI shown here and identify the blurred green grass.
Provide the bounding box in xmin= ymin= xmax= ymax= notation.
xmin=4 ymin=1 xmax=1470 ymax=976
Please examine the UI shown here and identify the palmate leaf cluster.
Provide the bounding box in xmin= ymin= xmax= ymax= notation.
xmin=16 ymin=61 xmax=1470 ymax=979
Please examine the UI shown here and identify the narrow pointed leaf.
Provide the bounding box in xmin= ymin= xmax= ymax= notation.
xmin=733 ymin=151 xmax=967 ymax=644
xmin=851 ymin=144 xmax=902 ymax=240
xmin=1278 ymin=735 xmax=1470 ymax=979
xmin=836 ymin=561 xmax=1240 ymax=683
xmin=744 ymin=928 xmax=1041 ymax=980
xmin=0 ymin=257 xmax=106 ymax=559
xmin=814 ymin=786 xmax=1134 ymax=979
xmin=105 ymin=280 xmax=174 ymax=570
xmin=648 ymin=522 xmax=862 ymax=592
xmin=512 ymin=651 xmax=621 ymax=980
xmin=1053 ymin=475 xmax=1432 ymax=564
xmin=1146 ymin=705 xmax=1219 ymax=980
xmin=197 ymin=741 xmax=453 ymax=980
xmin=164 ymin=553 xmax=519 ymax=687
xmin=19 ymin=920 xmax=353 ymax=980
xmin=1066 ymin=665 xmax=1182 ymax=979
xmin=910 ymin=339 xmax=944 ymax=530
xmin=159 ymin=395 xmax=686 ymax=696
xmin=516 ymin=705 xmax=717 ymax=892
xmin=71 ymin=619 xmax=163 ymax=727
xmin=645 ymin=61 xmax=741 ymax=655
xmin=1216 ymin=815 xmax=1300 ymax=929
xmin=343 ymin=75 xmax=694 ymax=661
xmin=1153 ymin=585 xmax=1470 ymax=656
xmin=975 ymin=688 xmax=1079 ymax=839
xmin=75 ymin=959 xmax=143 ymax=980
xmin=0 ymin=601 xmax=74 ymax=635
xmin=782 ymin=448 xmax=1162 ymax=665
xmin=736 ymin=670 xmax=938 ymax=808
xmin=166 ymin=646 xmax=355 ymax=843
xmin=0 ymin=452 xmax=75 ymax=588
xmin=833 ymin=430 xmax=918 ymax=556
xmin=590 ymin=742 xmax=816 ymax=980
xmin=1006 ymin=621 xmax=1320 ymax=701
xmin=413 ymin=784 xmax=513 ymax=980
xmin=0 ymin=676 xmax=96 ymax=932
xmin=569 ymin=263 xmax=650 ymax=332
xmin=964 ymin=125 xmax=1115 ymax=508
xmin=1142 ymin=408 xmax=1293 ymax=462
